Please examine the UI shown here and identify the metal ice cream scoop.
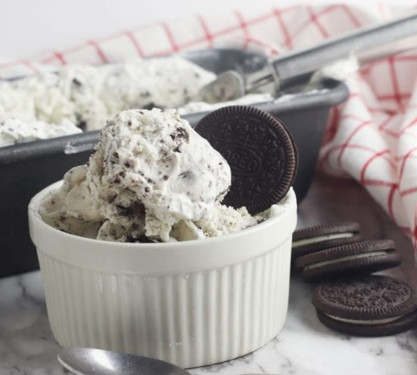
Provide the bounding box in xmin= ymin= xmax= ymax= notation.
xmin=58 ymin=348 xmax=281 ymax=375
xmin=199 ymin=13 xmax=417 ymax=103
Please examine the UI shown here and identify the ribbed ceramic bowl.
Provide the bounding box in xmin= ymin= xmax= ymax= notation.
xmin=28 ymin=181 xmax=297 ymax=368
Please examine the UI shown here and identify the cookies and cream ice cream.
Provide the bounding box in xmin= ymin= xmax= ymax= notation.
xmin=40 ymin=108 xmax=263 ymax=242
xmin=0 ymin=118 xmax=81 ymax=147
xmin=0 ymin=57 xmax=216 ymax=128
xmin=0 ymin=56 xmax=274 ymax=147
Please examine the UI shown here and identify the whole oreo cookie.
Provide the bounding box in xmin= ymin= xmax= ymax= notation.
xmin=294 ymin=239 xmax=402 ymax=283
xmin=195 ymin=106 xmax=298 ymax=214
xmin=292 ymin=222 xmax=362 ymax=263
xmin=313 ymin=275 xmax=417 ymax=336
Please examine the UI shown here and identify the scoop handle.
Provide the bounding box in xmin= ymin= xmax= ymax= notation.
xmin=247 ymin=13 xmax=417 ymax=91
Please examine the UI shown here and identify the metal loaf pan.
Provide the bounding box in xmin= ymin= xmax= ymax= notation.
xmin=0 ymin=49 xmax=349 ymax=277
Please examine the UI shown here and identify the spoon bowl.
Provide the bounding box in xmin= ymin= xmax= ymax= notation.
xmin=58 ymin=348 xmax=190 ymax=375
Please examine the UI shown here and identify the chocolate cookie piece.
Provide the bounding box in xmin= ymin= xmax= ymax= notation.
xmin=313 ymin=275 xmax=417 ymax=336
xmin=294 ymin=239 xmax=402 ymax=283
xmin=292 ymin=222 xmax=362 ymax=262
xmin=195 ymin=106 xmax=297 ymax=214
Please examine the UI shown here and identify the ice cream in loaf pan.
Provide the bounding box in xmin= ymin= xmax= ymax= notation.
xmin=0 ymin=118 xmax=82 ymax=147
xmin=40 ymin=109 xmax=268 ymax=242
xmin=0 ymin=56 xmax=272 ymax=147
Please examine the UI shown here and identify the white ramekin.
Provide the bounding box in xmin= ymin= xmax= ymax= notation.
xmin=28 ymin=181 xmax=297 ymax=368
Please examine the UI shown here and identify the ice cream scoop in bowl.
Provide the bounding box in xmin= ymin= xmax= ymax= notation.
xmin=28 ymin=107 xmax=297 ymax=368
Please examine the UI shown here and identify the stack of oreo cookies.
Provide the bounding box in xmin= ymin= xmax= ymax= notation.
xmin=292 ymin=222 xmax=402 ymax=282
xmin=292 ymin=222 xmax=417 ymax=336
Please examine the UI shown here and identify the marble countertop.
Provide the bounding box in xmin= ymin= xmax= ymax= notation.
xmin=1 ymin=174 xmax=416 ymax=375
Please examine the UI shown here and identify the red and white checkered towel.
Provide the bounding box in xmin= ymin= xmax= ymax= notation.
xmin=2 ymin=3 xmax=417 ymax=256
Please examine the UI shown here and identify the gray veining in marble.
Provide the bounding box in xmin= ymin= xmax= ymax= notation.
xmin=1 ymin=175 xmax=416 ymax=375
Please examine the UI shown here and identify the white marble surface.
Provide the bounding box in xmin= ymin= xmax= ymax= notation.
xmin=1 ymin=174 xmax=416 ymax=375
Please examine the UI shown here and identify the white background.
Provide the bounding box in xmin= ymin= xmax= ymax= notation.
xmin=0 ymin=0 xmax=415 ymax=58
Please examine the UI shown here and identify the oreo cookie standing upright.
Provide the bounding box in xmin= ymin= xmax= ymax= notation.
xmin=195 ymin=106 xmax=298 ymax=214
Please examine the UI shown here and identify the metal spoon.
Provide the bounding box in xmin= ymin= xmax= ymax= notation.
xmin=58 ymin=347 xmax=280 ymax=375
xmin=58 ymin=348 xmax=190 ymax=375
xmin=199 ymin=13 xmax=417 ymax=103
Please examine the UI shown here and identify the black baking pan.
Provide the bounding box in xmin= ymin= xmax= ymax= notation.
xmin=0 ymin=49 xmax=348 ymax=277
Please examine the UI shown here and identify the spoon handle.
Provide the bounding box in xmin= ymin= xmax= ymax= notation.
xmin=247 ymin=13 xmax=417 ymax=91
